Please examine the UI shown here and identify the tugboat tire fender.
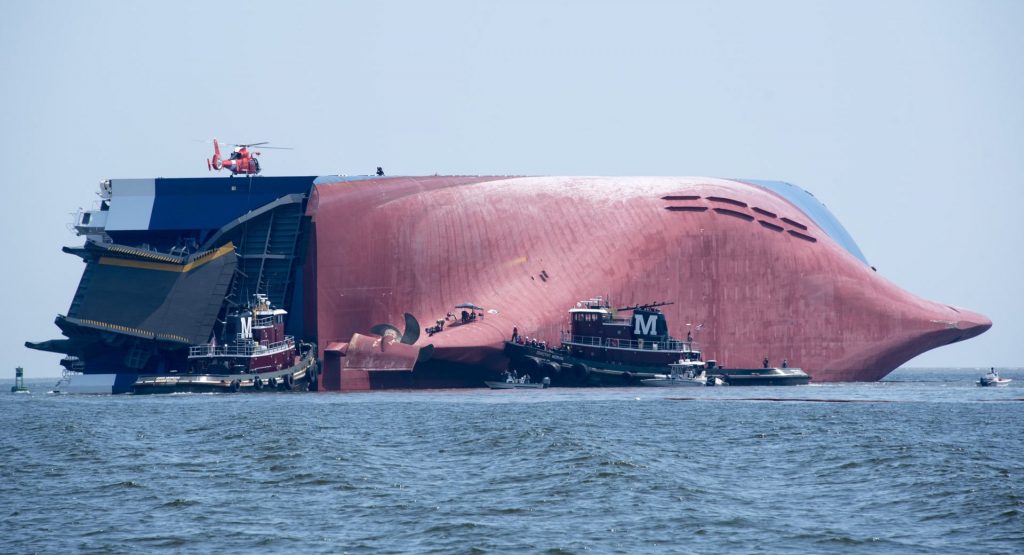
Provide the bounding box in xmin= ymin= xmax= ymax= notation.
xmin=229 ymin=379 xmax=241 ymax=393
xmin=522 ymin=357 xmax=542 ymax=373
xmin=541 ymin=362 xmax=560 ymax=377
xmin=571 ymin=363 xmax=590 ymax=380
xmin=282 ymin=374 xmax=293 ymax=390
xmin=254 ymin=377 xmax=264 ymax=390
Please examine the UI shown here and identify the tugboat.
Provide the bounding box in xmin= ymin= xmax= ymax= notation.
xmin=505 ymin=296 xmax=811 ymax=387
xmin=505 ymin=297 xmax=704 ymax=386
xmin=131 ymin=294 xmax=317 ymax=394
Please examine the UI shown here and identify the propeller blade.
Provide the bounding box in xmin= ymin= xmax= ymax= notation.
xmin=230 ymin=141 xmax=270 ymax=148
xmin=401 ymin=313 xmax=420 ymax=345
xmin=370 ymin=323 xmax=401 ymax=339
xmin=214 ymin=140 xmax=292 ymax=149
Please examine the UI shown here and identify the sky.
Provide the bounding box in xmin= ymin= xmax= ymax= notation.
xmin=1 ymin=0 xmax=1022 ymax=378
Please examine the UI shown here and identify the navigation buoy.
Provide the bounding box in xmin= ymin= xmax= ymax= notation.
xmin=11 ymin=367 xmax=28 ymax=393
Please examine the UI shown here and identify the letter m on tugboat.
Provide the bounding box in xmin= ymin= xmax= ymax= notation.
xmin=239 ymin=316 xmax=253 ymax=340
xmin=633 ymin=313 xmax=658 ymax=336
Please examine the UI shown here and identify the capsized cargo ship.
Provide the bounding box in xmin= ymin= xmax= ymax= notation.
xmin=27 ymin=175 xmax=991 ymax=391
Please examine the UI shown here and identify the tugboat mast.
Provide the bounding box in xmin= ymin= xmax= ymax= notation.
xmin=615 ymin=301 xmax=675 ymax=312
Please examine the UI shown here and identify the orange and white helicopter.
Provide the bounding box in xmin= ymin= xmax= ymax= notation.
xmin=206 ymin=139 xmax=291 ymax=176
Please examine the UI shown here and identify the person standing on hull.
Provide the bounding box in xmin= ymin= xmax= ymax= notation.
xmin=763 ymin=357 xmax=770 ymax=369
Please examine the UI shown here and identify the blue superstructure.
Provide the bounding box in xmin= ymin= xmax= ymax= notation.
xmin=105 ymin=176 xmax=316 ymax=243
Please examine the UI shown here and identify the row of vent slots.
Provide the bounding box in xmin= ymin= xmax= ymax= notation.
xmin=661 ymin=195 xmax=810 ymax=231
xmin=662 ymin=201 xmax=817 ymax=242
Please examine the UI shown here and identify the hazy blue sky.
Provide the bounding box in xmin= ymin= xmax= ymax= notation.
xmin=2 ymin=1 xmax=1021 ymax=378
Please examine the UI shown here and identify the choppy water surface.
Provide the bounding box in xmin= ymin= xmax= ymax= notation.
xmin=2 ymin=368 xmax=1022 ymax=554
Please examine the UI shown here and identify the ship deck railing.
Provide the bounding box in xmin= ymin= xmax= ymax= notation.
xmin=560 ymin=332 xmax=697 ymax=353
xmin=189 ymin=337 xmax=295 ymax=358
xmin=251 ymin=315 xmax=275 ymax=328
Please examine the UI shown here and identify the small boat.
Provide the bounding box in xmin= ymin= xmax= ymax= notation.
xmin=718 ymin=366 xmax=811 ymax=386
xmin=641 ymin=360 xmax=717 ymax=387
xmin=978 ymin=369 xmax=1011 ymax=387
xmin=485 ymin=374 xmax=550 ymax=389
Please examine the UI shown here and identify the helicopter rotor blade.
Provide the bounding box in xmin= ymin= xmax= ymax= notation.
xmin=199 ymin=139 xmax=293 ymax=149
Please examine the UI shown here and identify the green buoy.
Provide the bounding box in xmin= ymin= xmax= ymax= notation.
xmin=11 ymin=366 xmax=29 ymax=393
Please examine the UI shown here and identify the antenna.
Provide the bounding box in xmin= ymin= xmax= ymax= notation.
xmin=615 ymin=301 xmax=675 ymax=312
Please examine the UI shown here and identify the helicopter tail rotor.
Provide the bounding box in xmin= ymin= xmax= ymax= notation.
xmin=208 ymin=138 xmax=223 ymax=170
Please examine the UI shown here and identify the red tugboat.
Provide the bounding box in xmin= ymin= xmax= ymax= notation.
xmin=504 ymin=297 xmax=810 ymax=386
xmin=131 ymin=294 xmax=318 ymax=394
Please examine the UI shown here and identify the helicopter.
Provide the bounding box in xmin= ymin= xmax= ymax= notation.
xmin=206 ymin=138 xmax=291 ymax=176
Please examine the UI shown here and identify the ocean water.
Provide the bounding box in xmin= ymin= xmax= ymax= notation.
xmin=1 ymin=368 xmax=1021 ymax=554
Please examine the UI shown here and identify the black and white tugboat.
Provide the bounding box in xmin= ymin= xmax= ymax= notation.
xmin=505 ymin=298 xmax=704 ymax=386
xmin=131 ymin=294 xmax=317 ymax=394
xmin=505 ymin=296 xmax=811 ymax=387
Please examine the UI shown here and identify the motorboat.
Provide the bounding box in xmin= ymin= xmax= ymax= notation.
xmin=717 ymin=366 xmax=811 ymax=386
xmin=640 ymin=360 xmax=718 ymax=387
xmin=485 ymin=374 xmax=550 ymax=389
xmin=978 ymin=369 xmax=1011 ymax=387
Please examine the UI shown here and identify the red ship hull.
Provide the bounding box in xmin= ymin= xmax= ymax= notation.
xmin=304 ymin=176 xmax=990 ymax=390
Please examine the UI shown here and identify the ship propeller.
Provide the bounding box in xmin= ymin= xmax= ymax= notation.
xmin=369 ymin=313 xmax=421 ymax=345
xmin=369 ymin=323 xmax=401 ymax=340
